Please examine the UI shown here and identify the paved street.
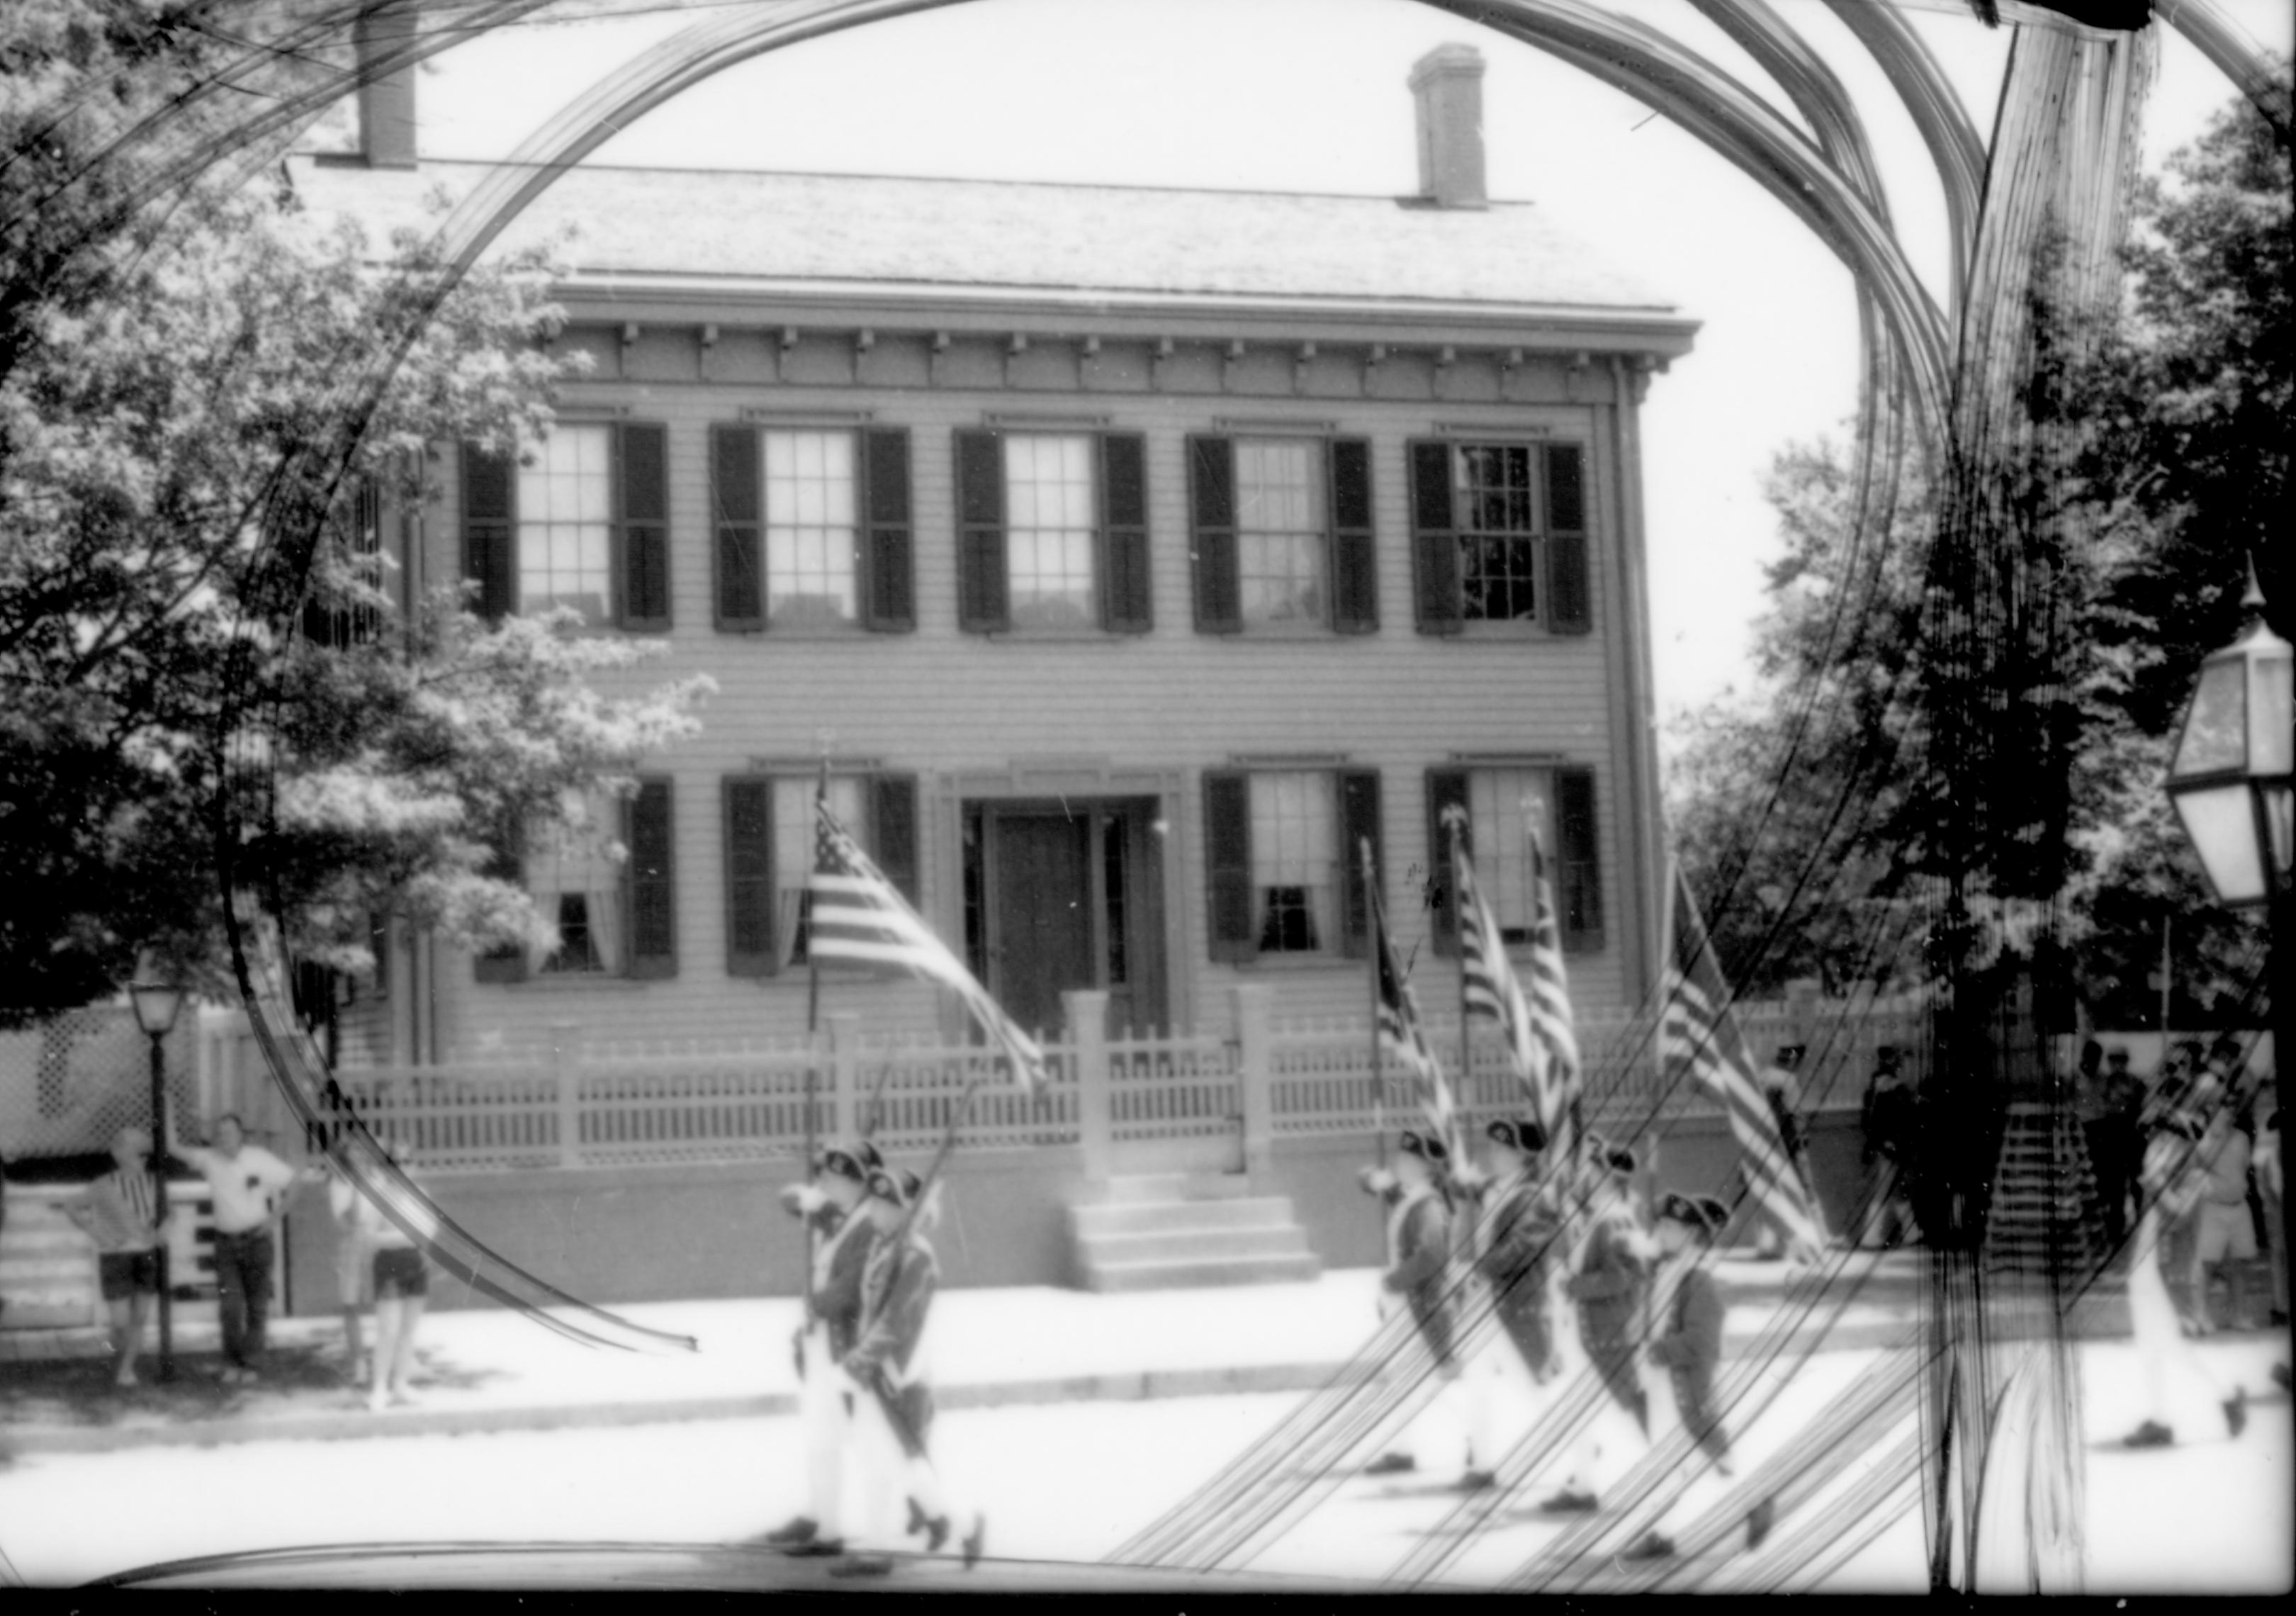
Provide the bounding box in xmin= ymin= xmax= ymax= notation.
xmin=4 ymin=1335 xmax=2285 ymax=1592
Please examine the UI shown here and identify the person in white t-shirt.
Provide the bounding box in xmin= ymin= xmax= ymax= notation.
xmin=172 ymin=1113 xmax=313 ymax=1384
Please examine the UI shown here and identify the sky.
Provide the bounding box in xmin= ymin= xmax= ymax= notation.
xmin=359 ymin=0 xmax=2295 ymax=754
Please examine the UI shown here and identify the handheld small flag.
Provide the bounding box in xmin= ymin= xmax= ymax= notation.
xmin=1660 ymin=862 xmax=1825 ymax=1262
xmin=811 ymin=791 xmax=1048 ymax=1095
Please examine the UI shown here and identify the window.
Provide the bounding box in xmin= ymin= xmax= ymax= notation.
xmin=955 ymin=430 xmax=1149 ymax=634
xmin=723 ymin=773 xmax=921 ymax=977
xmin=471 ymin=781 xmax=677 ymax=983
xmin=1203 ymin=768 xmax=1382 ymax=963
xmin=302 ymin=481 xmax=385 ymax=649
xmin=1426 ymin=765 xmax=1604 ymax=955
xmin=1188 ymin=435 xmax=1375 ymax=634
xmin=711 ymin=426 xmax=914 ymax=632
xmin=461 ymin=424 xmax=670 ymax=629
xmin=1408 ymin=439 xmax=1589 ymax=635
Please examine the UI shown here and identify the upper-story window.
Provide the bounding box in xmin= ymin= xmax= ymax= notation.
xmin=1203 ymin=768 xmax=1383 ymax=964
xmin=1426 ymin=764 xmax=1604 ymax=957
xmin=1189 ymin=434 xmax=1376 ymax=634
xmin=711 ymin=425 xmax=914 ymax=633
xmin=460 ymin=424 xmax=670 ymax=630
xmin=1408 ymin=439 xmax=1590 ymax=636
xmin=721 ymin=771 xmax=920 ymax=977
xmin=953 ymin=429 xmax=1149 ymax=634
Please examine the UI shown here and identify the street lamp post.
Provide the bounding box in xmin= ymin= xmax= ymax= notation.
xmin=2164 ymin=563 xmax=2292 ymax=1310
xmin=128 ymin=968 xmax=186 ymax=1380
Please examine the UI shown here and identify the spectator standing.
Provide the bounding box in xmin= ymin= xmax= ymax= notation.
xmin=56 ymin=1127 xmax=168 ymax=1388
xmin=2186 ymin=1087 xmax=2255 ymax=1332
xmin=354 ymin=1138 xmax=437 ymax=1411
xmin=1859 ymin=1047 xmax=1922 ymax=1250
xmin=2255 ymin=1104 xmax=2284 ymax=1328
xmin=2075 ymin=1044 xmax=2139 ymax=1248
xmin=2100 ymin=1048 xmax=2148 ymax=1238
xmin=324 ymin=1156 xmax=373 ymax=1381
xmin=170 ymin=1113 xmax=311 ymax=1384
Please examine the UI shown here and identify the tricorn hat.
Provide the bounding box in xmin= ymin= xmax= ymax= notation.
xmin=1656 ymin=1191 xmax=1723 ymax=1240
xmin=1486 ymin=1118 xmax=1547 ymax=1155
xmin=863 ymin=1167 xmax=906 ymax=1205
xmin=1589 ymin=1138 xmax=1636 ymax=1180
xmin=1398 ymin=1130 xmax=1449 ymax=1165
xmin=1774 ymin=1044 xmax=1807 ymax=1068
xmin=819 ymin=1147 xmax=868 ymax=1184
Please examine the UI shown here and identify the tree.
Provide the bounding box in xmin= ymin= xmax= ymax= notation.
xmin=1 ymin=137 xmax=711 ymax=1024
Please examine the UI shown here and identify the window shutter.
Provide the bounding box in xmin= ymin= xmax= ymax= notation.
xmin=1546 ymin=443 xmax=1591 ymax=636
xmin=1329 ymin=437 xmax=1377 ymax=634
xmin=955 ymin=430 xmax=1008 ymax=633
xmin=1555 ymin=767 xmax=1605 ymax=953
xmin=1424 ymin=768 xmax=1470 ymax=958
xmin=461 ymin=443 xmax=515 ymax=623
xmin=1098 ymin=433 xmax=1152 ymax=633
xmin=626 ymin=778 xmax=677 ymax=978
xmin=1408 ymin=440 xmax=1461 ymax=634
xmin=619 ymin=423 xmax=671 ymax=631
xmin=862 ymin=428 xmax=915 ymax=633
xmin=1203 ymin=771 xmax=1256 ymax=965
xmin=724 ymin=778 xmax=775 ymax=978
xmin=711 ymin=425 xmax=762 ymax=632
xmin=872 ymin=774 xmax=921 ymax=904
xmin=473 ymin=814 xmax=528 ymax=983
xmin=1336 ymin=769 xmax=1383 ymax=960
xmin=1188 ymin=436 xmax=1240 ymax=634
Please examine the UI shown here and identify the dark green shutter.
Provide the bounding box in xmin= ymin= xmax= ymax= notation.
xmin=461 ymin=444 xmax=515 ymax=623
xmin=474 ymin=814 xmax=527 ymax=983
xmin=1336 ymin=769 xmax=1383 ymax=960
xmin=1409 ymin=440 xmax=1461 ymax=634
xmin=627 ymin=778 xmax=677 ymax=978
xmin=711 ymin=425 xmax=762 ymax=632
xmin=619 ymin=423 xmax=670 ymax=630
xmin=1188 ymin=436 xmax=1240 ymax=634
xmin=1555 ymin=767 xmax=1604 ymax=953
xmin=955 ymin=430 xmax=1008 ymax=633
xmin=1424 ymin=768 xmax=1470 ymax=958
xmin=724 ymin=778 xmax=775 ymax=977
xmin=872 ymin=775 xmax=921 ymax=904
xmin=1203 ymin=771 xmax=1255 ymax=964
xmin=1329 ymin=437 xmax=1377 ymax=634
xmin=1099 ymin=434 xmax=1151 ymax=633
xmin=862 ymin=429 xmax=914 ymax=633
xmin=1546 ymin=444 xmax=1591 ymax=636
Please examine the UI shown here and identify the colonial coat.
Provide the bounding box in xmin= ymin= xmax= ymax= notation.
xmin=1648 ymin=1257 xmax=1730 ymax=1463
xmin=1564 ymin=1201 xmax=1652 ymax=1427
xmin=846 ymin=1229 xmax=940 ymax=1458
xmin=1375 ymin=1179 xmax=1457 ymax=1367
xmin=1473 ymin=1173 xmax=1561 ymax=1376
xmin=802 ymin=1201 xmax=880 ymax=1361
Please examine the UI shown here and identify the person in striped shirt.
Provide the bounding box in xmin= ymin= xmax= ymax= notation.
xmin=57 ymin=1127 xmax=169 ymax=1388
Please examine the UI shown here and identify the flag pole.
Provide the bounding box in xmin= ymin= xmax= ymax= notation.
xmin=1361 ymin=837 xmax=1387 ymax=1172
xmin=1446 ymin=807 xmax=1472 ymax=1167
xmin=801 ymin=756 xmax=828 ymax=1320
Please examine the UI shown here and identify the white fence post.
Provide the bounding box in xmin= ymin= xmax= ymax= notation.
xmin=1234 ymin=984 xmax=1274 ymax=1177
xmin=1069 ymin=989 xmax=1113 ymax=1184
xmin=551 ymin=1023 xmax=582 ymax=1169
xmin=828 ymin=1012 xmax=861 ymax=1143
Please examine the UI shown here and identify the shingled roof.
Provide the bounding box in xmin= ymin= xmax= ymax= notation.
xmin=287 ymin=158 xmax=1682 ymax=320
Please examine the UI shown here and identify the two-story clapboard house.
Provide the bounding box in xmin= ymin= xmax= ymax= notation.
xmin=291 ymin=40 xmax=1694 ymax=1077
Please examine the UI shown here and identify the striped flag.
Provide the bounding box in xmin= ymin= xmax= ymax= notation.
xmin=1368 ymin=863 xmax=1454 ymax=1144
xmin=1449 ymin=807 xmax=1583 ymax=1167
xmin=1660 ymin=860 xmax=1825 ymax=1261
xmin=1521 ymin=827 xmax=1584 ymax=1165
xmin=1448 ymin=806 xmax=1537 ymax=1078
xmin=811 ymin=790 xmax=1048 ymax=1095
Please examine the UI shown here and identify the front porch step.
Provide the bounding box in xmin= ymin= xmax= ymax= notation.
xmin=1084 ymin=1252 xmax=1324 ymax=1293
xmin=1093 ymin=1173 xmax=1257 ymax=1205
xmin=1071 ymin=1196 xmax=1296 ymax=1240
xmin=1082 ymin=1224 xmax=1315 ymax=1266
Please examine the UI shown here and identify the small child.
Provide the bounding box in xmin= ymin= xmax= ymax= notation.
xmin=1623 ymin=1193 xmax=1776 ymax=1561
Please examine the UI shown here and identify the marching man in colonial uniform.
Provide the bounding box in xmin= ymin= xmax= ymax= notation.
xmin=1451 ymin=1118 xmax=1565 ymax=1477
xmin=1358 ymin=1130 xmax=1478 ymax=1486
xmin=763 ymin=1140 xmax=883 ymax=1558
xmin=830 ymin=1167 xmax=986 ymax=1578
xmin=1623 ymin=1194 xmax=1777 ymax=1561
xmin=1543 ymin=1138 xmax=1655 ymax=1513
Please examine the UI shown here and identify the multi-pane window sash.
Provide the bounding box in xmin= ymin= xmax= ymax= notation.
xmin=1407 ymin=439 xmax=1590 ymax=635
xmin=954 ymin=429 xmax=1150 ymax=634
xmin=472 ymin=780 xmax=677 ymax=983
xmin=1203 ymin=768 xmax=1382 ymax=964
xmin=1189 ymin=435 xmax=1376 ymax=634
xmin=710 ymin=425 xmax=913 ymax=633
xmin=722 ymin=773 xmax=921 ymax=978
xmin=460 ymin=425 xmax=670 ymax=630
xmin=1426 ymin=765 xmax=1604 ymax=956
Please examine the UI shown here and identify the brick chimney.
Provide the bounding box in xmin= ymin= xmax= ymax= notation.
xmin=354 ymin=5 xmax=419 ymax=170
xmin=1408 ymin=44 xmax=1487 ymax=209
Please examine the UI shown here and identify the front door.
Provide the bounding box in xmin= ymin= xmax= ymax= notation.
xmin=969 ymin=799 xmax=1167 ymax=1039
xmin=991 ymin=812 xmax=1094 ymax=1039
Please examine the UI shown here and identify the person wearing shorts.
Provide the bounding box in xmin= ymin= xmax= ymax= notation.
xmin=325 ymin=1157 xmax=373 ymax=1380
xmin=2191 ymin=1104 xmax=2257 ymax=1332
xmin=59 ymin=1128 xmax=168 ymax=1388
xmin=353 ymin=1138 xmax=435 ymax=1411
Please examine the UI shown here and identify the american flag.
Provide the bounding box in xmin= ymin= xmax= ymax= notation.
xmin=811 ymin=790 xmax=1047 ymax=1095
xmin=1366 ymin=843 xmax=1454 ymax=1144
xmin=1660 ymin=862 xmax=1825 ymax=1260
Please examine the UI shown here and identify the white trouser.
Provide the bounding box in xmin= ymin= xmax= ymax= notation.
xmin=843 ymin=1371 xmax=909 ymax=1552
xmin=1568 ymin=1366 xmax=1652 ymax=1500
xmin=798 ymin=1324 xmax=854 ymax=1537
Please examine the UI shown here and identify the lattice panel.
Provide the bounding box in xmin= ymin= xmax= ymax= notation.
xmin=0 ymin=1008 xmax=198 ymax=1160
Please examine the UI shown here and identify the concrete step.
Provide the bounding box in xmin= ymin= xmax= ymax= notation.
xmin=1 ymin=1252 xmax=97 ymax=1286
xmin=1097 ymin=1174 xmax=1255 ymax=1205
xmin=1081 ymin=1252 xmax=1324 ymax=1293
xmin=1070 ymin=1197 xmax=1296 ymax=1239
xmin=1 ymin=1295 xmax=99 ymax=1330
xmin=1078 ymin=1225 xmax=1316 ymax=1266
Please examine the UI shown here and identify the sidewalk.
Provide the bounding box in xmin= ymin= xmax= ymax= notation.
xmin=0 ymin=1254 xmax=2139 ymax=1456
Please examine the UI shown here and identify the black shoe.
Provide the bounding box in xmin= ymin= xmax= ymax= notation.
xmin=2274 ymin=1363 xmax=2290 ymax=1393
xmin=780 ymin=1536 xmax=845 ymax=1559
xmin=1456 ymin=1469 xmax=1498 ymax=1493
xmin=761 ymin=1516 xmax=816 ymax=1549
xmin=2224 ymin=1388 xmax=2247 ymax=1439
xmin=2124 ymin=1421 xmax=2174 ymax=1449
xmin=960 ymin=1515 xmax=986 ymax=1571
xmin=1621 ymin=1532 xmax=1675 ymax=1562
xmin=1746 ymin=1497 xmax=1776 ymax=1552
xmin=906 ymin=1498 xmax=950 ymax=1554
xmin=1363 ymin=1452 xmax=1416 ymax=1476
xmin=1538 ymin=1489 xmax=1599 ymax=1514
xmin=827 ymin=1553 xmax=895 ymax=1578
